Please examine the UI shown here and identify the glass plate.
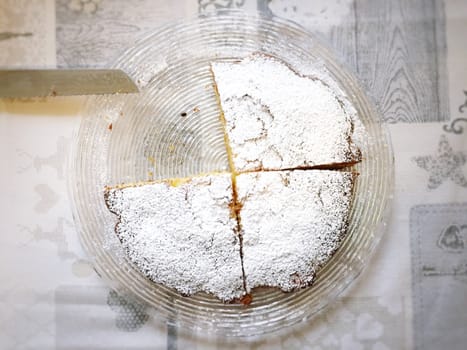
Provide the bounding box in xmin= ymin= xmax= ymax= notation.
xmin=69 ymin=11 xmax=394 ymax=338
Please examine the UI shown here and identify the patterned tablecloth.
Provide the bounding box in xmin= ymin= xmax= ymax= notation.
xmin=1 ymin=0 xmax=466 ymax=349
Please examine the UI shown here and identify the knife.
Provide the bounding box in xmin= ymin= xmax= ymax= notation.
xmin=0 ymin=69 xmax=139 ymax=97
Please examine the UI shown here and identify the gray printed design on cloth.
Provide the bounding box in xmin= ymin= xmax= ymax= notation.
xmin=445 ymin=118 xmax=467 ymax=135
xmin=264 ymin=0 xmax=354 ymax=33
xmin=302 ymin=297 xmax=404 ymax=349
xmin=244 ymin=297 xmax=405 ymax=349
xmin=437 ymin=224 xmax=466 ymax=253
xmin=18 ymin=217 xmax=78 ymax=261
xmin=444 ymin=90 xmax=467 ymax=134
xmin=65 ymin=0 xmax=101 ymax=14
xmin=459 ymin=90 xmax=467 ymax=114
xmin=107 ymin=290 xmax=149 ymax=332
xmin=412 ymin=135 xmax=467 ymax=189
xmin=56 ymin=0 xmax=198 ymax=68
xmin=33 ymin=184 xmax=59 ymax=214
xmin=198 ymin=0 xmax=245 ymax=12
xmin=410 ymin=203 xmax=467 ymax=350
xmin=17 ymin=136 xmax=70 ymax=179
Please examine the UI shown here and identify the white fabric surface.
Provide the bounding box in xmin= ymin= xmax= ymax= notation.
xmin=1 ymin=1 xmax=466 ymax=349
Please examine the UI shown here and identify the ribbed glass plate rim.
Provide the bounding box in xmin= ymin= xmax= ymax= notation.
xmin=68 ymin=10 xmax=394 ymax=338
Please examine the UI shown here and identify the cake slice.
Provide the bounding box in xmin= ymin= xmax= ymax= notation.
xmin=104 ymin=173 xmax=245 ymax=301
xmin=236 ymin=170 xmax=355 ymax=292
xmin=211 ymin=53 xmax=361 ymax=172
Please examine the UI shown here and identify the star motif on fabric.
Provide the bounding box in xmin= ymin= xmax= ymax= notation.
xmin=413 ymin=135 xmax=467 ymax=189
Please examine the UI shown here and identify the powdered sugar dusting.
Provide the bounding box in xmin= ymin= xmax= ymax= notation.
xmin=105 ymin=174 xmax=245 ymax=301
xmin=236 ymin=170 xmax=355 ymax=292
xmin=211 ymin=53 xmax=360 ymax=172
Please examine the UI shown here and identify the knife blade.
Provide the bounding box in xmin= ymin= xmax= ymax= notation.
xmin=0 ymin=69 xmax=139 ymax=97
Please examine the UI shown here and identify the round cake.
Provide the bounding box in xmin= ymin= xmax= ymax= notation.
xmin=104 ymin=53 xmax=361 ymax=302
